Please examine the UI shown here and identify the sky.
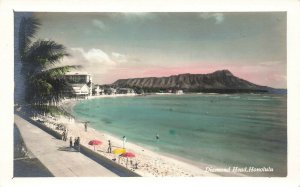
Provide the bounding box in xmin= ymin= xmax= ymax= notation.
xmin=33 ymin=12 xmax=286 ymax=88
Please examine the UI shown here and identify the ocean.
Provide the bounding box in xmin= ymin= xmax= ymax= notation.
xmin=73 ymin=93 xmax=287 ymax=176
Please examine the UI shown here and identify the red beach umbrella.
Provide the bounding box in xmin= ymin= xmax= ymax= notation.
xmin=89 ymin=140 xmax=102 ymax=145
xmin=121 ymin=152 xmax=135 ymax=158
xmin=120 ymin=152 xmax=136 ymax=167
xmin=88 ymin=139 xmax=102 ymax=151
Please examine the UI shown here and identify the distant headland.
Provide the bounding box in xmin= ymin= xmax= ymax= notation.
xmin=110 ymin=70 xmax=286 ymax=94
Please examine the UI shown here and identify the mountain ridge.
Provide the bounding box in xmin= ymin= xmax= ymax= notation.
xmin=112 ymin=70 xmax=274 ymax=93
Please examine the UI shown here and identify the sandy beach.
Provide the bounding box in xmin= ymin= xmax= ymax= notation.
xmin=31 ymin=94 xmax=218 ymax=177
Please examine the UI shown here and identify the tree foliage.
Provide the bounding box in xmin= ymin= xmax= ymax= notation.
xmin=19 ymin=17 xmax=41 ymax=61
xmin=19 ymin=17 xmax=78 ymax=105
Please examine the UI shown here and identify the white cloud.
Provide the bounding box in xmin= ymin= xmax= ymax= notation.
xmin=199 ymin=13 xmax=224 ymax=24
xmin=71 ymin=48 xmax=116 ymax=66
xmin=111 ymin=52 xmax=142 ymax=64
xmin=60 ymin=48 xmax=117 ymax=76
xmin=85 ymin=48 xmax=116 ymax=65
xmin=111 ymin=52 xmax=128 ymax=63
xmin=111 ymin=52 xmax=125 ymax=58
xmin=60 ymin=48 xmax=142 ymax=84
xmin=92 ymin=19 xmax=107 ymax=30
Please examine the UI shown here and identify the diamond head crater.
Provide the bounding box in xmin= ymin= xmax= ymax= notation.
xmin=111 ymin=70 xmax=285 ymax=94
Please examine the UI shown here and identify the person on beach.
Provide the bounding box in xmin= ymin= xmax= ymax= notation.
xmin=134 ymin=162 xmax=139 ymax=169
xmin=77 ymin=137 xmax=81 ymax=152
xmin=65 ymin=129 xmax=68 ymax=141
xmin=74 ymin=137 xmax=78 ymax=148
xmin=107 ymin=140 xmax=112 ymax=153
xmin=62 ymin=131 xmax=65 ymax=141
xmin=122 ymin=136 xmax=127 ymax=148
xmin=156 ymin=133 xmax=159 ymax=141
xmin=69 ymin=137 xmax=73 ymax=148
xmin=130 ymin=160 xmax=133 ymax=166
xmin=84 ymin=122 xmax=88 ymax=132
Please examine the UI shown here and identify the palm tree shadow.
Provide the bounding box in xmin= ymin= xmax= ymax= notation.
xmin=57 ymin=146 xmax=78 ymax=152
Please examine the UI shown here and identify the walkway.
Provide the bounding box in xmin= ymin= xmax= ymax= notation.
xmin=14 ymin=114 xmax=118 ymax=177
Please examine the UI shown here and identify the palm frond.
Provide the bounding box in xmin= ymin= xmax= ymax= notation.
xmin=19 ymin=16 xmax=79 ymax=105
xmin=24 ymin=40 xmax=69 ymax=68
xmin=26 ymin=78 xmax=53 ymax=102
xmin=28 ymin=65 xmax=81 ymax=104
xmin=37 ymin=65 xmax=81 ymax=79
xmin=19 ymin=17 xmax=41 ymax=60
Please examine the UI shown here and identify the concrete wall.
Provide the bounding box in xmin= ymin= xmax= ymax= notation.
xmin=80 ymin=145 xmax=140 ymax=177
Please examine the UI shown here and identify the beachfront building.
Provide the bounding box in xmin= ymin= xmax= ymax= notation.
xmin=64 ymin=72 xmax=92 ymax=98
xmin=93 ymin=85 xmax=105 ymax=96
xmin=175 ymin=90 xmax=184 ymax=94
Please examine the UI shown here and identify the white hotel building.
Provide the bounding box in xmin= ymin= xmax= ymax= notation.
xmin=64 ymin=72 xmax=92 ymax=98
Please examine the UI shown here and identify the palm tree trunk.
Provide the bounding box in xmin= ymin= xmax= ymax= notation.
xmin=14 ymin=13 xmax=33 ymax=104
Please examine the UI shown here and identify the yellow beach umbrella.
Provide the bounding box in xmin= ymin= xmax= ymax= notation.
xmin=113 ymin=148 xmax=126 ymax=155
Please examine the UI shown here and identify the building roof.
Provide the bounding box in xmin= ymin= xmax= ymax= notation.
xmin=70 ymin=84 xmax=89 ymax=95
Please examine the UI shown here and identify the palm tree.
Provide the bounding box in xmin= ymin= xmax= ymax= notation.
xmin=26 ymin=65 xmax=79 ymax=105
xmin=19 ymin=17 xmax=41 ymax=64
xmin=19 ymin=17 xmax=78 ymax=105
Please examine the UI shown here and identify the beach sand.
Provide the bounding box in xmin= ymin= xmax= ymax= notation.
xmin=34 ymin=95 xmax=218 ymax=177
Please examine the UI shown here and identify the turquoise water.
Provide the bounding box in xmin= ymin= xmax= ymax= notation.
xmin=73 ymin=94 xmax=287 ymax=176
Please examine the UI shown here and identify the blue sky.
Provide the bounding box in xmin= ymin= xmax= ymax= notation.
xmin=33 ymin=12 xmax=286 ymax=88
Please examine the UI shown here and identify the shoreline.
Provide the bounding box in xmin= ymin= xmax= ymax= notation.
xmin=57 ymin=94 xmax=231 ymax=177
xmin=14 ymin=93 xmax=285 ymax=177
